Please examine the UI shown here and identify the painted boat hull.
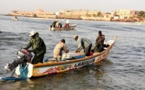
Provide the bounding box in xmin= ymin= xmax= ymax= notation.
xmin=15 ymin=38 xmax=117 ymax=78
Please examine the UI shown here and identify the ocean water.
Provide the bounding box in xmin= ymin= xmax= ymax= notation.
xmin=0 ymin=15 xmax=145 ymax=90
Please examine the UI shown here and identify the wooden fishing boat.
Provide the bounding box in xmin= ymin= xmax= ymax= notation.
xmin=0 ymin=38 xmax=117 ymax=80
xmin=49 ymin=24 xmax=77 ymax=31
xmin=16 ymin=37 xmax=117 ymax=78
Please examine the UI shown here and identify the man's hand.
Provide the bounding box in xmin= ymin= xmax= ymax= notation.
xmin=27 ymin=50 xmax=33 ymax=52
xmin=66 ymin=50 xmax=69 ymax=53
xmin=21 ymin=48 xmax=30 ymax=54
xmin=75 ymin=50 xmax=80 ymax=53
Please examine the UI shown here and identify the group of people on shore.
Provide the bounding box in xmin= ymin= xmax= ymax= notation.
xmin=4 ymin=30 xmax=105 ymax=71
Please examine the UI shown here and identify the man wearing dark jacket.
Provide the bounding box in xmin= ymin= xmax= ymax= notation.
xmin=24 ymin=31 xmax=46 ymax=64
xmin=94 ymin=31 xmax=105 ymax=52
xmin=4 ymin=31 xmax=46 ymax=71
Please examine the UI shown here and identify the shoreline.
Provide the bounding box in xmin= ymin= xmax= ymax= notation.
xmin=1 ymin=14 xmax=145 ymax=23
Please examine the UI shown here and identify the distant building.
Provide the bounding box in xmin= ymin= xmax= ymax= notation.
xmin=10 ymin=9 xmax=55 ymax=18
xmin=113 ymin=9 xmax=138 ymax=19
xmin=8 ymin=9 xmax=142 ymax=22
xmin=35 ymin=9 xmax=55 ymax=18
xmin=57 ymin=10 xmax=101 ymax=19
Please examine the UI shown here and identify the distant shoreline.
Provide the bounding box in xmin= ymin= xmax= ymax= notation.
xmin=1 ymin=14 xmax=145 ymax=23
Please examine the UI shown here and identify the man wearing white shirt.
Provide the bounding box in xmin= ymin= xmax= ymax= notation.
xmin=65 ymin=19 xmax=69 ymax=27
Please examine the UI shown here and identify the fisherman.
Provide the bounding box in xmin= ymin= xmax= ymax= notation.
xmin=4 ymin=31 xmax=46 ymax=71
xmin=55 ymin=21 xmax=62 ymax=28
xmin=59 ymin=23 xmax=62 ymax=28
xmin=65 ymin=19 xmax=69 ymax=27
xmin=12 ymin=16 xmax=19 ymax=21
xmin=50 ymin=20 xmax=58 ymax=28
xmin=94 ymin=31 xmax=105 ymax=52
xmin=73 ymin=35 xmax=92 ymax=56
xmin=23 ymin=31 xmax=46 ymax=64
xmin=53 ymin=39 xmax=69 ymax=62
xmin=15 ymin=16 xmax=18 ymax=20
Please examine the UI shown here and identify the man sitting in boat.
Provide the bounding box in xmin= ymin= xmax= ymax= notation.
xmin=23 ymin=31 xmax=46 ymax=64
xmin=64 ymin=19 xmax=69 ymax=27
xmin=53 ymin=39 xmax=69 ymax=62
xmin=15 ymin=16 xmax=18 ymax=20
xmin=73 ymin=35 xmax=92 ymax=56
xmin=50 ymin=20 xmax=58 ymax=28
xmin=94 ymin=31 xmax=105 ymax=52
xmin=55 ymin=21 xmax=62 ymax=28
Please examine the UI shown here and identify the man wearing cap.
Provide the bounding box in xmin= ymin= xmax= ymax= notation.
xmin=74 ymin=35 xmax=92 ymax=56
xmin=53 ymin=39 xmax=69 ymax=61
xmin=24 ymin=31 xmax=46 ymax=64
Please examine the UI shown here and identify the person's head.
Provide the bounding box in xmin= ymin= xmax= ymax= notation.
xmin=73 ymin=35 xmax=78 ymax=41
xmin=98 ymin=31 xmax=102 ymax=36
xmin=61 ymin=39 xmax=65 ymax=43
xmin=29 ymin=31 xmax=38 ymax=38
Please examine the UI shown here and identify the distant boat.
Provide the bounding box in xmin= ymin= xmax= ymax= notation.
xmin=12 ymin=16 xmax=19 ymax=21
xmin=49 ymin=24 xmax=77 ymax=31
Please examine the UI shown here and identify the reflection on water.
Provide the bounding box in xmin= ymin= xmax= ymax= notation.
xmin=0 ymin=15 xmax=145 ymax=90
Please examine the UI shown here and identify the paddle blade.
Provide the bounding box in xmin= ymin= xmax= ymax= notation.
xmin=0 ymin=77 xmax=27 ymax=81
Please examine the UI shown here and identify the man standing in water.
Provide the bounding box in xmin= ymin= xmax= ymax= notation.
xmin=24 ymin=31 xmax=46 ymax=64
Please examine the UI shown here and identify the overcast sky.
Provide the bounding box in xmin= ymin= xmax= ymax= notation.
xmin=1 ymin=0 xmax=145 ymax=14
